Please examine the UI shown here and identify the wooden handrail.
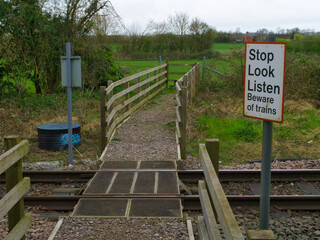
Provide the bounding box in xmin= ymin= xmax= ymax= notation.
xmin=0 ymin=178 xmax=30 ymax=219
xmin=199 ymin=144 xmax=244 ymax=240
xmin=100 ymin=63 xmax=168 ymax=151
xmin=106 ymin=85 xmax=165 ymax=139
xmin=0 ymin=140 xmax=29 ymax=175
xmin=106 ymin=70 xmax=167 ymax=109
xmin=106 ymin=64 xmax=167 ymax=94
xmin=107 ymin=77 xmax=167 ymax=125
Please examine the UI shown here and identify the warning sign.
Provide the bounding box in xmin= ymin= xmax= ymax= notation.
xmin=243 ymin=43 xmax=286 ymax=123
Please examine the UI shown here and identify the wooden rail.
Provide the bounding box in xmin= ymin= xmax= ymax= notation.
xmin=100 ymin=64 xmax=168 ymax=151
xmin=175 ymin=63 xmax=201 ymax=160
xmin=197 ymin=140 xmax=276 ymax=240
xmin=0 ymin=136 xmax=31 ymax=240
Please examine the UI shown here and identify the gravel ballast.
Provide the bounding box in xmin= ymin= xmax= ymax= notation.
xmin=53 ymin=218 xmax=189 ymax=240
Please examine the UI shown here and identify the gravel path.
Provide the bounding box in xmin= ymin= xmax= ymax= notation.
xmin=103 ymin=94 xmax=177 ymax=162
xmin=54 ymin=218 xmax=189 ymax=240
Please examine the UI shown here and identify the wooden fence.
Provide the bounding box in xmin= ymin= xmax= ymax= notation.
xmin=198 ymin=139 xmax=276 ymax=240
xmin=100 ymin=63 xmax=168 ymax=151
xmin=0 ymin=136 xmax=31 ymax=240
xmin=168 ymin=63 xmax=197 ymax=82
xmin=175 ymin=63 xmax=201 ymax=160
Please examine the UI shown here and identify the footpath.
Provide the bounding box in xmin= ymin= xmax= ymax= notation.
xmin=53 ymin=93 xmax=190 ymax=239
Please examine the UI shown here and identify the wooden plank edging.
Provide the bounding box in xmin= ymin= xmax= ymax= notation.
xmin=48 ymin=218 xmax=64 ymax=240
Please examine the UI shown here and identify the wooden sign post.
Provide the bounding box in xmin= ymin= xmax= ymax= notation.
xmin=243 ymin=42 xmax=286 ymax=229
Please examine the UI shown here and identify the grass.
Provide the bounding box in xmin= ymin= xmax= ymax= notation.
xmin=188 ymin=95 xmax=320 ymax=165
xmin=0 ymin=89 xmax=101 ymax=165
xmin=212 ymin=43 xmax=245 ymax=56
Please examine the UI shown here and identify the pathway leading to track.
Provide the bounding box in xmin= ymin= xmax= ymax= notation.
xmin=72 ymin=93 xmax=183 ymax=218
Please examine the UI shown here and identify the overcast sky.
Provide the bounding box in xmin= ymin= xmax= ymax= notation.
xmin=112 ymin=0 xmax=320 ymax=33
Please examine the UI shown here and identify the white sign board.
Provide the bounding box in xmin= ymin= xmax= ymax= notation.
xmin=243 ymin=43 xmax=286 ymax=123
xmin=61 ymin=56 xmax=82 ymax=88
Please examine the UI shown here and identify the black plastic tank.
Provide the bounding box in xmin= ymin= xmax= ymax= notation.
xmin=37 ymin=122 xmax=81 ymax=151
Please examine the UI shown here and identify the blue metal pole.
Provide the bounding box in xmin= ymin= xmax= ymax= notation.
xmin=66 ymin=42 xmax=73 ymax=167
xmin=159 ymin=56 xmax=162 ymax=65
xmin=259 ymin=120 xmax=273 ymax=229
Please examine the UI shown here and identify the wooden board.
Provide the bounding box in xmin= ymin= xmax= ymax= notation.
xmin=199 ymin=144 xmax=244 ymax=240
xmin=198 ymin=180 xmax=221 ymax=240
xmin=0 ymin=140 xmax=29 ymax=175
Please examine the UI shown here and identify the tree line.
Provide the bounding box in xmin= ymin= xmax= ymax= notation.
xmin=106 ymin=13 xmax=217 ymax=60
xmin=0 ymin=0 xmax=123 ymax=95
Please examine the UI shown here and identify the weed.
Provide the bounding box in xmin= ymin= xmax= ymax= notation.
xmin=112 ymin=138 xmax=121 ymax=142
xmin=165 ymin=121 xmax=175 ymax=127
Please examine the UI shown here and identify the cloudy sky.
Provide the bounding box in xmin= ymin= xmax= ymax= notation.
xmin=111 ymin=0 xmax=320 ymax=33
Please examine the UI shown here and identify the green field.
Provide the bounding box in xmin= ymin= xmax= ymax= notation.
xmin=116 ymin=59 xmax=201 ymax=84
xmin=212 ymin=43 xmax=245 ymax=56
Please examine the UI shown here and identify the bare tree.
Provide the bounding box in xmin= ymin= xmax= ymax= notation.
xmin=168 ymin=12 xmax=189 ymax=36
xmin=146 ymin=20 xmax=168 ymax=35
xmin=189 ymin=17 xmax=209 ymax=35
xmin=92 ymin=13 xmax=124 ymax=35
xmin=45 ymin=0 xmax=122 ymax=38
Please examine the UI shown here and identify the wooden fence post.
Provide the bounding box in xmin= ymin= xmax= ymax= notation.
xmin=106 ymin=80 xmax=113 ymax=143
xmin=205 ymin=139 xmax=219 ymax=177
xmin=181 ymin=85 xmax=188 ymax=160
xmin=196 ymin=64 xmax=201 ymax=93
xmin=154 ymin=67 xmax=157 ymax=84
xmin=183 ymin=74 xmax=188 ymax=87
xmin=165 ymin=61 xmax=169 ymax=87
xmin=188 ymin=72 xmax=192 ymax=105
xmin=4 ymin=135 xmax=25 ymax=239
xmin=100 ymin=86 xmax=106 ymax=152
xmin=137 ymin=71 xmax=141 ymax=103
xmin=191 ymin=68 xmax=195 ymax=101
xmin=146 ymin=69 xmax=150 ymax=97
xmin=124 ymin=81 xmax=130 ymax=111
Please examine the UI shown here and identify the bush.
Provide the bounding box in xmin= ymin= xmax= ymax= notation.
xmin=285 ymin=53 xmax=320 ymax=101
xmin=74 ymin=39 xmax=123 ymax=90
xmin=280 ymin=35 xmax=320 ymax=54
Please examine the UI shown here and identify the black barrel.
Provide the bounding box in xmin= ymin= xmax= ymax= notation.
xmin=38 ymin=123 xmax=81 ymax=151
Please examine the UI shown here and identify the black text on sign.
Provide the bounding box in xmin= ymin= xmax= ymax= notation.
xmin=243 ymin=43 xmax=286 ymax=123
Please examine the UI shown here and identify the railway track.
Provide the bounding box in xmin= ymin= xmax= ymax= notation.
xmin=1 ymin=169 xmax=320 ymax=211
xmin=23 ymin=194 xmax=320 ymax=211
xmin=1 ymin=169 xmax=320 ymax=183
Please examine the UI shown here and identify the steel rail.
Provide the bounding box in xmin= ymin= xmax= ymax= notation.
xmin=1 ymin=169 xmax=319 ymax=183
xmin=23 ymin=195 xmax=320 ymax=211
